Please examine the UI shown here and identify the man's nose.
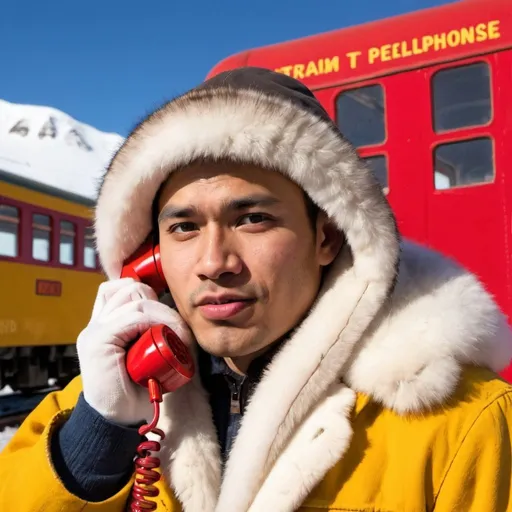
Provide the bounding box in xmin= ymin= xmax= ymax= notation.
xmin=195 ymin=229 xmax=243 ymax=280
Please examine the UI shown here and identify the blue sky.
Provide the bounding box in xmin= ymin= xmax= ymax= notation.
xmin=1 ymin=0 xmax=456 ymax=137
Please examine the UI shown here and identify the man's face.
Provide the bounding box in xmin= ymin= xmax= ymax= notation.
xmin=157 ymin=161 xmax=340 ymax=359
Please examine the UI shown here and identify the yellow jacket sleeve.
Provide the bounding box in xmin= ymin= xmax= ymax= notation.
xmin=434 ymin=390 xmax=512 ymax=512
xmin=0 ymin=377 xmax=134 ymax=511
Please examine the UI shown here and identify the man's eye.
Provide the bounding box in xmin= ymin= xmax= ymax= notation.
xmin=170 ymin=222 xmax=197 ymax=233
xmin=238 ymin=214 xmax=268 ymax=225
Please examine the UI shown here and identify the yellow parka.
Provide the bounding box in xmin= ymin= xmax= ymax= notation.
xmin=1 ymin=365 xmax=511 ymax=511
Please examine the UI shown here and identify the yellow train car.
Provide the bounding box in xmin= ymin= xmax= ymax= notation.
xmin=0 ymin=168 xmax=105 ymax=391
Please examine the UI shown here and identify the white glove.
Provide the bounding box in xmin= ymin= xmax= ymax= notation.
xmin=76 ymin=277 xmax=194 ymax=426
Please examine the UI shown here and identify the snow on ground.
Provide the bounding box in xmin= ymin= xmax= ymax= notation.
xmin=0 ymin=385 xmax=20 ymax=452
xmin=0 ymin=385 xmax=15 ymax=396
xmin=0 ymin=427 xmax=17 ymax=452
xmin=0 ymin=380 xmax=58 ymax=453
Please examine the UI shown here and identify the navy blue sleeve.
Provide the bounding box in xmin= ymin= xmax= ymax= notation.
xmin=50 ymin=392 xmax=144 ymax=502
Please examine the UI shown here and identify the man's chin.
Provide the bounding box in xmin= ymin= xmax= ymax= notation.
xmin=194 ymin=327 xmax=268 ymax=360
xmin=196 ymin=342 xmax=257 ymax=359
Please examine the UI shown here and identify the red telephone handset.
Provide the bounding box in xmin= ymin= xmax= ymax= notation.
xmin=120 ymin=240 xmax=195 ymax=511
xmin=121 ymin=241 xmax=194 ymax=393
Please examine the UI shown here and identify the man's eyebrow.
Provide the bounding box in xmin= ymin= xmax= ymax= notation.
xmin=158 ymin=195 xmax=280 ymax=224
xmin=227 ymin=195 xmax=280 ymax=210
xmin=158 ymin=206 xmax=196 ymax=224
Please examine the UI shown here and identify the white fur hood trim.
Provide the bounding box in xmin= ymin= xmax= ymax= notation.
xmin=346 ymin=241 xmax=512 ymax=413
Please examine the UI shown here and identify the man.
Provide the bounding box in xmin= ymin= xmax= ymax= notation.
xmin=1 ymin=67 xmax=511 ymax=511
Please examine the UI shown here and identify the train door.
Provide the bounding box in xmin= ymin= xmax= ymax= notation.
xmin=421 ymin=54 xmax=511 ymax=321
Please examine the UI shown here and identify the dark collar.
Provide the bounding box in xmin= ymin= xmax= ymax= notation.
xmin=197 ymin=339 xmax=284 ymax=387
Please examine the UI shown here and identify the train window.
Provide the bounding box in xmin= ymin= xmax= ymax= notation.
xmin=362 ymin=155 xmax=388 ymax=193
xmin=59 ymin=220 xmax=76 ymax=265
xmin=432 ymin=62 xmax=491 ymax=132
xmin=84 ymin=226 xmax=96 ymax=268
xmin=32 ymin=214 xmax=51 ymax=261
xmin=433 ymin=137 xmax=493 ymax=190
xmin=0 ymin=205 xmax=19 ymax=257
xmin=336 ymin=84 xmax=385 ymax=148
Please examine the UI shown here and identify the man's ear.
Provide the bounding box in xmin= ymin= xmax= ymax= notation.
xmin=316 ymin=211 xmax=345 ymax=267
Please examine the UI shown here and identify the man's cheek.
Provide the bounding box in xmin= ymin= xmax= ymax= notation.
xmin=267 ymin=242 xmax=306 ymax=272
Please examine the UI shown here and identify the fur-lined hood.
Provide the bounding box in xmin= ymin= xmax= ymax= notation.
xmin=93 ymin=67 xmax=512 ymax=511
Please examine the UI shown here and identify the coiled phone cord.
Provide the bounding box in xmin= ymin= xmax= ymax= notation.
xmin=129 ymin=379 xmax=164 ymax=512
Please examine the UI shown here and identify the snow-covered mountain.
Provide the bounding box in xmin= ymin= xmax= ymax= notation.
xmin=0 ymin=99 xmax=124 ymax=201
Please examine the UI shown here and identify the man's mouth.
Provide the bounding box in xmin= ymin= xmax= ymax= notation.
xmin=203 ymin=298 xmax=252 ymax=305
xmin=197 ymin=297 xmax=256 ymax=320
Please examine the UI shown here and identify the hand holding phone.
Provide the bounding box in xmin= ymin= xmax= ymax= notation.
xmin=76 ymin=242 xmax=194 ymax=426
xmin=76 ymin=278 xmax=192 ymax=425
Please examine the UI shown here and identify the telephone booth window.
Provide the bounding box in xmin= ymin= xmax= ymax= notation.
xmin=433 ymin=137 xmax=493 ymax=189
xmin=336 ymin=84 xmax=386 ymax=148
xmin=0 ymin=205 xmax=19 ymax=257
xmin=59 ymin=220 xmax=76 ymax=265
xmin=32 ymin=213 xmax=51 ymax=261
xmin=432 ymin=62 xmax=491 ymax=132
